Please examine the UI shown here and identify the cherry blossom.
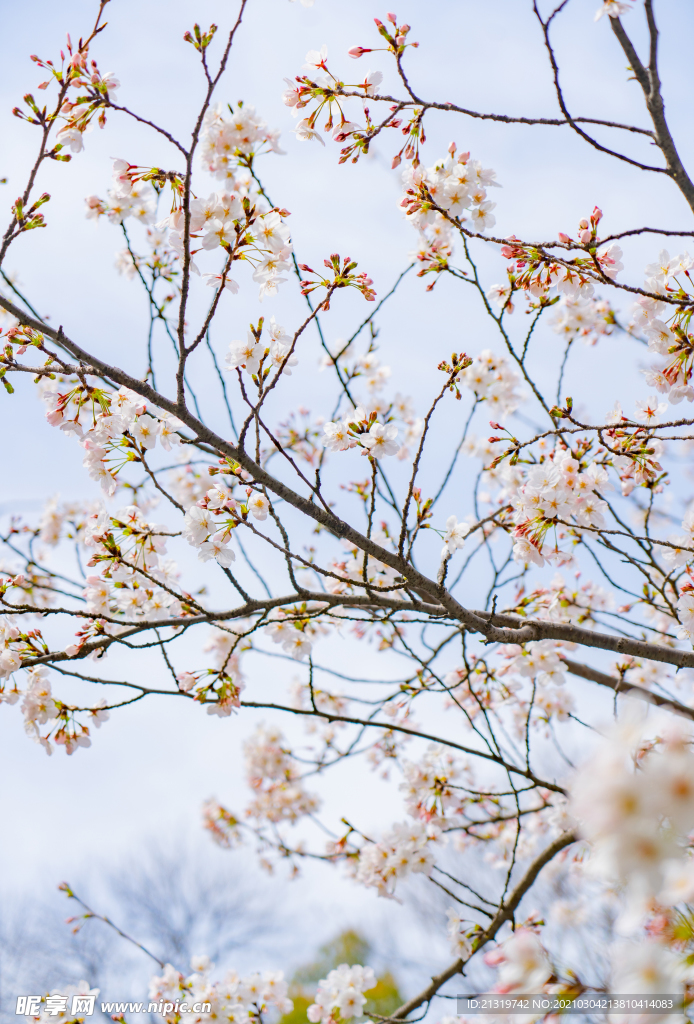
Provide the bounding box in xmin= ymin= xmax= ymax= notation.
xmin=9 ymin=4 xmax=694 ymax=1010
xmin=307 ymin=964 xmax=376 ymax=1023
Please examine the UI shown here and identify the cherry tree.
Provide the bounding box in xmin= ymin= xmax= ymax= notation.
xmin=5 ymin=0 xmax=694 ymax=1018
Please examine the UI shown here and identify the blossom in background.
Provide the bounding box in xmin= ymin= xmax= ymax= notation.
xmin=307 ymin=964 xmax=376 ymax=1023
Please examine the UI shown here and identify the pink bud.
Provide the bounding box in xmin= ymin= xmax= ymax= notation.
xmin=579 ymin=229 xmax=591 ymax=244
xmin=348 ymin=46 xmax=372 ymax=58
xmin=592 ymin=205 xmax=603 ymax=221
xmin=392 ymin=154 xmax=402 ymax=169
xmin=386 ymin=12 xmax=397 ymax=24
xmin=558 ymin=232 xmax=570 ymax=243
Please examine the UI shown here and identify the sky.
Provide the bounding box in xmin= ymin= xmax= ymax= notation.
xmin=2 ymin=0 xmax=694 ymax=999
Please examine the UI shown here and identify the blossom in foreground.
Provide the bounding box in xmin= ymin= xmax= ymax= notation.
xmin=485 ymin=929 xmax=552 ymax=994
xmin=321 ymin=420 xmax=356 ymax=452
xmin=441 ymin=515 xmax=470 ymax=557
xmin=360 ymin=421 xmax=399 ymax=458
xmin=595 ymin=0 xmax=634 ymax=20
xmin=293 ymin=118 xmax=325 ymax=145
xmin=571 ymin=709 xmax=694 ymax=903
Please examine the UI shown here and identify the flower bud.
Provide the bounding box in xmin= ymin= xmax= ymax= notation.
xmin=348 ymin=46 xmax=372 ymax=58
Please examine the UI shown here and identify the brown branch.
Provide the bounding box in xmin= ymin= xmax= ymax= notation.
xmin=389 ymin=831 xmax=577 ymax=1020
xmin=4 ymin=295 xmax=694 ymax=674
xmin=534 ymin=1 xmax=667 ymax=175
xmin=610 ymin=8 xmax=694 ymax=214
xmin=334 ymin=89 xmax=654 ymax=137
xmin=563 ymin=656 xmax=694 ymax=722
xmin=240 ymin=700 xmax=567 ymax=793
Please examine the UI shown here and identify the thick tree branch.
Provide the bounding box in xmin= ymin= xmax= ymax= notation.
xmin=4 ymin=295 xmax=694 ymax=673
xmin=610 ymin=10 xmax=694 ymax=214
xmin=389 ymin=831 xmax=577 ymax=1020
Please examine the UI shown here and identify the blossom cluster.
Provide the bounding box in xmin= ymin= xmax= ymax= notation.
xmin=549 ymin=294 xmax=615 ymax=345
xmin=149 ymin=957 xmax=292 ymax=1023
xmin=511 ymin=452 xmax=612 ymax=566
xmin=10 ymin=664 xmax=108 ymax=757
xmin=491 ymin=208 xmax=624 ymax=309
xmin=226 ymin=317 xmax=297 ymax=379
xmin=37 ymin=375 xmax=184 ymax=497
xmin=571 ymin=711 xmax=694 ymax=906
xmin=325 ymin=529 xmax=404 ymax=596
xmin=399 ymin=743 xmax=468 ymax=826
xmin=20 ymin=37 xmax=120 ymax=157
xmin=282 ymin=44 xmax=383 ymax=155
xmin=484 ymin=929 xmax=552 ymax=995
xmin=85 ymin=162 xmax=157 ymax=225
xmin=182 ymin=479 xmax=268 ymax=569
xmin=461 ymin=349 xmax=522 ymax=416
xmin=321 ymin=405 xmax=400 ymax=459
xmin=503 ymin=640 xmax=575 ymax=726
xmin=353 ymin=820 xmax=438 ymax=897
xmin=306 ymin=964 xmax=377 ymax=1023
xmin=200 ymin=103 xmax=285 ymax=180
xmin=243 ymin=724 xmax=320 ymax=824
xmin=263 ymin=605 xmax=328 ymax=661
xmin=512 ymin=572 xmax=613 ymax=628
xmin=86 ymin=100 xmax=290 ymax=301
xmin=634 ymin=249 xmax=694 ymax=405
xmin=446 ymin=909 xmax=474 ymax=960
xmin=399 ymin=146 xmax=500 ymax=279
xmin=485 ymin=923 xmax=686 ymax=1008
